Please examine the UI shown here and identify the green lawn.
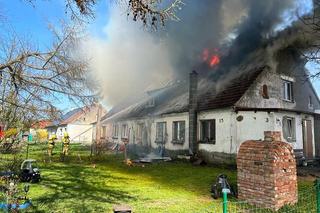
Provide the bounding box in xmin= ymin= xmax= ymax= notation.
xmin=0 ymin=143 xmax=316 ymax=212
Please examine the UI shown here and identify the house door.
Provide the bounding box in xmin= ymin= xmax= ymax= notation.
xmin=303 ymin=120 xmax=313 ymax=159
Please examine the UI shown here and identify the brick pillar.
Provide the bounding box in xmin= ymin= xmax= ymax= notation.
xmin=189 ymin=70 xmax=198 ymax=154
xmin=237 ymin=131 xmax=298 ymax=211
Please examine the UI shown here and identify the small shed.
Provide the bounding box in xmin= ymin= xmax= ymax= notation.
xmin=237 ymin=131 xmax=298 ymax=211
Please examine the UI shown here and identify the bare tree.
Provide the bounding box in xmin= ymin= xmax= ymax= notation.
xmin=124 ymin=0 xmax=185 ymax=28
xmin=0 ymin=0 xmax=185 ymax=128
xmin=25 ymin=0 xmax=96 ymax=19
xmin=25 ymin=0 xmax=184 ymax=27
xmin=0 ymin=24 xmax=95 ymax=129
xmin=298 ymin=1 xmax=320 ymax=78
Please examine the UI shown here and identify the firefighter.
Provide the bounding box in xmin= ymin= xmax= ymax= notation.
xmin=62 ymin=132 xmax=70 ymax=156
xmin=48 ymin=134 xmax=57 ymax=156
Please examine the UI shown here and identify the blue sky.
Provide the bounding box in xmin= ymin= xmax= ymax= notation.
xmin=0 ymin=0 xmax=110 ymax=46
xmin=1 ymin=0 xmax=320 ymax=112
xmin=0 ymin=0 xmax=110 ymax=111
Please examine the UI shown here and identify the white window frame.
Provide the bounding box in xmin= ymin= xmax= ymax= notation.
xmin=112 ymin=124 xmax=119 ymax=138
xmin=136 ymin=123 xmax=144 ymax=140
xmin=172 ymin=121 xmax=185 ymax=143
xmin=102 ymin=126 xmax=106 ymax=139
xmin=156 ymin=122 xmax=166 ymax=143
xmin=282 ymin=80 xmax=294 ymax=102
xmin=200 ymin=119 xmax=216 ymax=144
xmin=121 ymin=124 xmax=128 ymax=138
xmin=282 ymin=116 xmax=296 ymax=142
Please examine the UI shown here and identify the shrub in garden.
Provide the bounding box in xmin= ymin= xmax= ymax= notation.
xmin=36 ymin=129 xmax=48 ymax=142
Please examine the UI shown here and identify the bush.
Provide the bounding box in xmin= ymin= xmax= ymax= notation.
xmin=36 ymin=129 xmax=48 ymax=142
xmin=4 ymin=128 xmax=18 ymax=138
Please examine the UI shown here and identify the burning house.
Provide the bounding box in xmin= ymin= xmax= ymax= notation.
xmin=96 ymin=1 xmax=320 ymax=163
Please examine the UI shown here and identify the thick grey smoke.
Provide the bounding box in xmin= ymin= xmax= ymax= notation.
xmin=160 ymin=0 xmax=224 ymax=76
xmin=83 ymin=8 xmax=174 ymax=107
xmin=219 ymin=0 xmax=294 ymax=70
xmin=84 ymin=0 xmax=303 ymax=107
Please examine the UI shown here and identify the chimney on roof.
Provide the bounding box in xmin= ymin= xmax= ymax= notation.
xmin=189 ymin=70 xmax=198 ymax=155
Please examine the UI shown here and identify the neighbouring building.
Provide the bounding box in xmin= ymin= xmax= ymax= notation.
xmin=46 ymin=104 xmax=106 ymax=144
xmin=100 ymin=32 xmax=320 ymax=164
xmin=30 ymin=120 xmax=51 ymax=133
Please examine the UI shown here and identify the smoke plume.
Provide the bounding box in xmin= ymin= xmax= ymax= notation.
xmin=83 ymin=8 xmax=174 ymax=106
xmin=84 ymin=0 xmax=309 ymax=107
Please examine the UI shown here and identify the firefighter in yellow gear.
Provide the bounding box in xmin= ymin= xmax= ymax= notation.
xmin=62 ymin=132 xmax=70 ymax=156
xmin=48 ymin=134 xmax=57 ymax=156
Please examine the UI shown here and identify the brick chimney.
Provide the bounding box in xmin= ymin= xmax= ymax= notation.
xmin=189 ymin=70 xmax=198 ymax=154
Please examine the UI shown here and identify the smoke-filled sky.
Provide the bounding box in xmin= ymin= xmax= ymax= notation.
xmin=0 ymin=0 xmax=317 ymax=111
xmin=84 ymin=0 xmax=314 ymax=108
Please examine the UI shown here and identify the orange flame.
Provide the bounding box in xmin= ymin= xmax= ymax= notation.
xmin=201 ymin=48 xmax=220 ymax=68
xmin=209 ymin=55 xmax=220 ymax=67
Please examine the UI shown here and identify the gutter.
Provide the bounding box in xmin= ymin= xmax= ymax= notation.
xmin=233 ymin=106 xmax=320 ymax=116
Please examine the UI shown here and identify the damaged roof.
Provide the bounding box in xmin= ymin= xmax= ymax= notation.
xmin=104 ymin=82 xmax=189 ymax=122
xmin=197 ymin=66 xmax=266 ymax=111
xmin=103 ymin=53 xmax=268 ymax=123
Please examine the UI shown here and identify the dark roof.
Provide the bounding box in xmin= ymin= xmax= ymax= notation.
xmin=103 ymin=48 xmax=269 ymax=122
xmin=103 ymin=67 xmax=265 ymax=122
xmin=197 ymin=67 xmax=265 ymax=111
xmin=46 ymin=107 xmax=85 ymax=127
xmin=59 ymin=108 xmax=84 ymax=125
xmin=104 ymin=83 xmax=188 ymax=122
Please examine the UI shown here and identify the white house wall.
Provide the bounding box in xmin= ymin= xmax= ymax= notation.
xmin=110 ymin=120 xmax=146 ymax=144
xmin=234 ymin=111 xmax=275 ymax=151
xmin=237 ymin=60 xmax=320 ymax=113
xmin=198 ymin=108 xmax=235 ymax=154
xmin=56 ymin=126 xmax=67 ymax=140
xmin=273 ymin=112 xmax=315 ymax=154
xmin=105 ymin=112 xmax=190 ymax=152
xmin=197 ymin=109 xmax=315 ymax=157
xmin=67 ymin=124 xmax=93 ymax=144
xmin=151 ymin=113 xmax=189 ymax=151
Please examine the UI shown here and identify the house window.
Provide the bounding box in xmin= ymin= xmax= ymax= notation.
xmin=156 ymin=122 xmax=166 ymax=143
xmin=282 ymin=116 xmax=296 ymax=142
xmin=283 ymin=80 xmax=293 ymax=102
xmin=146 ymin=98 xmax=155 ymax=108
xmin=101 ymin=126 xmax=106 ymax=139
xmin=112 ymin=124 xmax=119 ymax=138
xmin=262 ymin=85 xmax=269 ymax=99
xmin=172 ymin=121 xmax=185 ymax=144
xmin=137 ymin=123 xmax=144 ymax=140
xmin=121 ymin=124 xmax=128 ymax=138
xmin=200 ymin=119 xmax=216 ymax=144
xmin=309 ymin=96 xmax=313 ymax=108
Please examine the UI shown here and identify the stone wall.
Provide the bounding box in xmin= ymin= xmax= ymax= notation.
xmin=237 ymin=131 xmax=298 ymax=211
xmin=198 ymin=149 xmax=236 ymax=165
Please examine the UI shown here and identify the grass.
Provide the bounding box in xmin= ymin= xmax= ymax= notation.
xmin=0 ymin=143 xmax=317 ymax=212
